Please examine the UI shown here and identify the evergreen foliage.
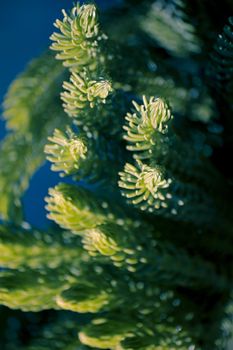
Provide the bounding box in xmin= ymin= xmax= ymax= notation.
xmin=209 ymin=16 xmax=233 ymax=94
xmin=1 ymin=1 xmax=233 ymax=349
xmin=0 ymin=53 xmax=67 ymax=221
xmin=45 ymin=127 xmax=88 ymax=176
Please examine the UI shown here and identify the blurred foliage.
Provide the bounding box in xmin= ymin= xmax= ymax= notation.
xmin=0 ymin=53 xmax=67 ymax=221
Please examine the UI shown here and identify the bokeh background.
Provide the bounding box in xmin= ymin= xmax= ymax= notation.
xmin=0 ymin=0 xmax=117 ymax=228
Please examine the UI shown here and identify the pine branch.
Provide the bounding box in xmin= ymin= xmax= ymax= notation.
xmin=0 ymin=224 xmax=83 ymax=269
xmin=3 ymin=52 xmax=65 ymax=133
xmin=0 ymin=268 xmax=67 ymax=311
xmin=119 ymin=95 xmax=231 ymax=232
xmin=123 ymin=96 xmax=172 ymax=159
xmin=45 ymin=183 xmax=122 ymax=232
xmin=44 ymin=183 xmax=229 ymax=291
xmin=119 ymin=160 xmax=172 ymax=212
xmin=79 ymin=317 xmax=135 ymax=349
xmin=139 ymin=0 xmax=201 ymax=57
xmin=50 ymin=4 xmax=103 ymax=69
xmin=209 ymin=17 xmax=233 ymax=93
xmin=61 ymin=70 xmax=112 ymax=117
xmin=0 ymin=53 xmax=67 ymax=221
xmin=78 ymin=306 xmax=198 ymax=350
xmin=45 ymin=127 xmax=88 ymax=176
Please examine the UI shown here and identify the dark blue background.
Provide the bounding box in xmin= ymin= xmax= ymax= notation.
xmin=0 ymin=0 xmax=116 ymax=228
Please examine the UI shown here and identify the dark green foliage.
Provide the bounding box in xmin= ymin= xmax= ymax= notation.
xmin=211 ymin=17 xmax=233 ymax=92
xmin=0 ymin=1 xmax=233 ymax=349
